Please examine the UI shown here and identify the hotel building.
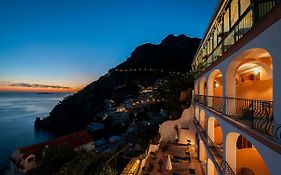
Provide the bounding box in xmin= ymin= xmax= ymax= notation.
xmin=192 ymin=0 xmax=281 ymax=174
xmin=136 ymin=0 xmax=281 ymax=175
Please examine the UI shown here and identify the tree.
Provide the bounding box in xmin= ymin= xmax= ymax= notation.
xmin=28 ymin=144 xmax=75 ymax=175
xmin=53 ymin=151 xmax=117 ymax=175
xmin=156 ymin=73 xmax=193 ymax=119
xmin=98 ymin=164 xmax=117 ymax=175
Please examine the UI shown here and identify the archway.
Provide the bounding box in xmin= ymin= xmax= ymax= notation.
xmin=195 ymin=80 xmax=199 ymax=95
xmin=226 ymin=132 xmax=270 ymax=175
xmin=208 ymin=69 xmax=223 ymax=97
xmin=208 ymin=70 xmax=223 ymax=111
xmin=225 ymin=48 xmax=273 ymax=136
xmin=199 ymin=77 xmax=207 ymax=105
xmin=199 ymin=77 xmax=207 ymax=96
xmin=225 ymin=48 xmax=272 ymax=100
xmin=207 ymin=159 xmax=219 ymax=175
xmin=199 ymin=140 xmax=207 ymax=174
xmin=237 ymin=168 xmax=255 ymax=175
xmin=208 ymin=117 xmax=223 ymax=151
xmin=199 ymin=110 xmax=207 ymax=130
xmin=195 ymin=105 xmax=200 ymax=120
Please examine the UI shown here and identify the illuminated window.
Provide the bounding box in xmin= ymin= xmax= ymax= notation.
xmin=231 ymin=0 xmax=239 ymax=27
xmin=240 ymin=0 xmax=251 ymax=14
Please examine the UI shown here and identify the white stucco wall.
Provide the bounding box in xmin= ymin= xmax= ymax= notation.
xmin=196 ymin=103 xmax=281 ymax=175
xmin=194 ymin=17 xmax=281 ymax=175
xmin=159 ymin=106 xmax=196 ymax=145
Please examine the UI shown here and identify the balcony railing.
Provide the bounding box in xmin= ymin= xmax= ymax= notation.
xmin=194 ymin=95 xmax=273 ymax=138
xmin=193 ymin=0 xmax=281 ymax=75
xmin=193 ymin=118 xmax=235 ymax=175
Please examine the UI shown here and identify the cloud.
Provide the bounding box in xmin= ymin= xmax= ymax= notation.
xmin=9 ymin=83 xmax=33 ymax=87
xmin=0 ymin=81 xmax=12 ymax=86
xmin=2 ymin=81 xmax=70 ymax=89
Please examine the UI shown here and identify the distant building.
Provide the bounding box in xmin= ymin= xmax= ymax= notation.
xmin=9 ymin=131 xmax=94 ymax=174
xmin=109 ymin=112 xmax=129 ymax=126
xmin=87 ymin=122 xmax=105 ymax=132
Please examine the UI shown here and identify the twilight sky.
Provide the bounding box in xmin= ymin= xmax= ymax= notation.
xmin=0 ymin=0 xmax=217 ymax=92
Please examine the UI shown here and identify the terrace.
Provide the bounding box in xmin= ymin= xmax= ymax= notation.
xmin=140 ymin=141 xmax=204 ymax=175
xmin=193 ymin=118 xmax=235 ymax=175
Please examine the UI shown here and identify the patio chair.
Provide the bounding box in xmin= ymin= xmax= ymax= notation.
xmin=176 ymin=143 xmax=191 ymax=147
xmin=189 ymin=168 xmax=195 ymax=175
xmin=150 ymin=151 xmax=157 ymax=160
xmin=173 ymin=156 xmax=191 ymax=163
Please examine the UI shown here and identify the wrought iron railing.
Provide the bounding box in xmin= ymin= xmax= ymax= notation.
xmin=206 ymin=96 xmax=223 ymax=113
xmin=194 ymin=94 xmax=273 ymax=138
xmin=193 ymin=118 xmax=235 ymax=175
xmin=193 ymin=0 xmax=281 ymax=76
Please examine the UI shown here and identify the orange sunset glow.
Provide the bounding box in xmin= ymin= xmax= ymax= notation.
xmin=0 ymin=86 xmax=79 ymax=93
xmin=0 ymin=81 xmax=83 ymax=93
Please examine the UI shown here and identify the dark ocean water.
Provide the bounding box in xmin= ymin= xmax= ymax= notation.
xmin=0 ymin=92 xmax=71 ymax=167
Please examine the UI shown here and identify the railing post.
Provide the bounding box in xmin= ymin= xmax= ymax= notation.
xmin=222 ymin=96 xmax=226 ymax=114
xmin=251 ymin=99 xmax=254 ymax=127
xmin=205 ymin=95 xmax=209 ymax=107
xmin=273 ymin=122 xmax=281 ymax=143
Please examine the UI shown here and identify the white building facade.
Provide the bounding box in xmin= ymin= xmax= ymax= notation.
xmin=192 ymin=0 xmax=281 ymax=174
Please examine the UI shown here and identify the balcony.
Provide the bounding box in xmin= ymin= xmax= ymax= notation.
xmin=140 ymin=141 xmax=204 ymax=175
xmin=194 ymin=94 xmax=273 ymax=138
xmin=193 ymin=118 xmax=235 ymax=175
xmin=192 ymin=0 xmax=281 ymax=74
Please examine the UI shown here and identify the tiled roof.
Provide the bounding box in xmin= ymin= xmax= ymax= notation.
xmin=18 ymin=130 xmax=93 ymax=159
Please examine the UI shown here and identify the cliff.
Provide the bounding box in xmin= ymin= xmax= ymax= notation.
xmin=35 ymin=34 xmax=201 ymax=134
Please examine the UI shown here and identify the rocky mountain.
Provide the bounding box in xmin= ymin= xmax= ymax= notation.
xmin=35 ymin=34 xmax=201 ymax=134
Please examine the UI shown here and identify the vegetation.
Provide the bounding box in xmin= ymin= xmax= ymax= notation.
xmin=28 ymin=144 xmax=75 ymax=175
xmin=157 ymin=73 xmax=193 ymax=119
xmin=95 ymin=164 xmax=117 ymax=175
xmin=189 ymin=62 xmax=206 ymax=78
xmin=27 ymin=144 xmax=117 ymax=175
xmin=132 ymin=123 xmax=160 ymax=148
xmin=35 ymin=34 xmax=200 ymax=135
xmin=56 ymin=153 xmax=117 ymax=175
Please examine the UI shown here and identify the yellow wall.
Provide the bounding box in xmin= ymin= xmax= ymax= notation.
xmin=214 ymin=127 xmax=223 ymax=145
xmin=236 ymin=79 xmax=272 ymax=100
xmin=236 ymin=148 xmax=269 ymax=175
xmin=214 ymin=86 xmax=223 ymax=97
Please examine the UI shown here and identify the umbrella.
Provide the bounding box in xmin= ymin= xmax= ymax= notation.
xmin=166 ymin=154 xmax=173 ymax=171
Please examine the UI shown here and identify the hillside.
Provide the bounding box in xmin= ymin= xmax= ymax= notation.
xmin=35 ymin=34 xmax=201 ymax=134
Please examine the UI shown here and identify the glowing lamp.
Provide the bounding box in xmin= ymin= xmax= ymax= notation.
xmin=214 ymin=81 xmax=219 ymax=88
xmin=253 ymin=68 xmax=260 ymax=75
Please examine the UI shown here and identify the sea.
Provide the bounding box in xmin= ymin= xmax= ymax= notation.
xmin=0 ymin=92 xmax=71 ymax=167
